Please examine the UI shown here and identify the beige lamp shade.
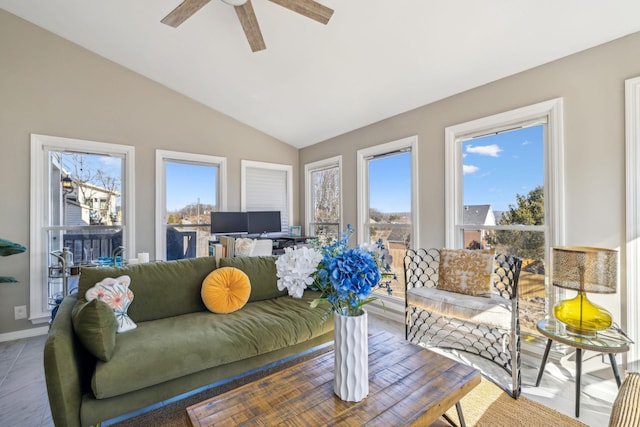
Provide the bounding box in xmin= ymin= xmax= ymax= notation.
xmin=552 ymin=246 xmax=617 ymax=294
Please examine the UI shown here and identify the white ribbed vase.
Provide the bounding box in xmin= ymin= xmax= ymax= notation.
xmin=333 ymin=308 xmax=369 ymax=402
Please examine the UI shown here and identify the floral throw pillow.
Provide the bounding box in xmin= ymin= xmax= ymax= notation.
xmin=85 ymin=275 xmax=137 ymax=333
xmin=438 ymin=249 xmax=495 ymax=297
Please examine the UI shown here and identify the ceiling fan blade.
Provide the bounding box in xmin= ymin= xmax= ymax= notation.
xmin=161 ymin=0 xmax=211 ymax=27
xmin=268 ymin=0 xmax=333 ymax=25
xmin=234 ymin=1 xmax=266 ymax=52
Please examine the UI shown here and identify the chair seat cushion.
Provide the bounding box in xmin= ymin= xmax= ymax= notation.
xmin=407 ymin=286 xmax=512 ymax=329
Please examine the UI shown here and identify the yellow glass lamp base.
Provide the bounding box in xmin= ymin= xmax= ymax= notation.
xmin=553 ymin=292 xmax=612 ymax=336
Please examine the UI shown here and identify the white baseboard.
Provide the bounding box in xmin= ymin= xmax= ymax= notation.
xmin=0 ymin=326 xmax=48 ymax=343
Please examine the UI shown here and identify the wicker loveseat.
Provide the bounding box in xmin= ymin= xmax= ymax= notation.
xmin=404 ymin=248 xmax=522 ymax=398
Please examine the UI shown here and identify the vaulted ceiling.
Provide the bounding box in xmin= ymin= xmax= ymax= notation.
xmin=2 ymin=1 xmax=640 ymax=148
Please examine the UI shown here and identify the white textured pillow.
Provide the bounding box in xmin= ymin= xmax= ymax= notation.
xmin=85 ymin=275 xmax=137 ymax=333
xmin=235 ymin=238 xmax=257 ymax=257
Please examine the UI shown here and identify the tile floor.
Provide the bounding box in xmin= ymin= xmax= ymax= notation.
xmin=0 ymin=315 xmax=619 ymax=427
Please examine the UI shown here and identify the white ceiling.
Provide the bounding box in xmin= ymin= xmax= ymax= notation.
xmin=2 ymin=1 xmax=640 ymax=148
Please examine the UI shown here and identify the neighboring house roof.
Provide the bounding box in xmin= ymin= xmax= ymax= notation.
xmin=463 ymin=205 xmax=496 ymax=226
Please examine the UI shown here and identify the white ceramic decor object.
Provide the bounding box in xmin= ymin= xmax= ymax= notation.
xmin=333 ymin=308 xmax=369 ymax=402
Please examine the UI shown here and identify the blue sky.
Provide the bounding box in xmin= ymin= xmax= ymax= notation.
xmin=369 ymin=152 xmax=412 ymax=213
xmin=165 ymin=162 xmax=217 ymax=211
xmin=61 ymin=155 xmax=217 ymax=212
xmin=462 ymin=125 xmax=543 ymax=212
xmin=63 ymin=125 xmax=542 ymax=215
xmin=368 ymin=125 xmax=543 ymax=213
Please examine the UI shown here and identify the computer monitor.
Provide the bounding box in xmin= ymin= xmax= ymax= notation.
xmin=210 ymin=212 xmax=248 ymax=235
xmin=247 ymin=211 xmax=282 ymax=235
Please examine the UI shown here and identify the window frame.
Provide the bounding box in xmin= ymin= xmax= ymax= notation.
xmin=445 ymin=98 xmax=565 ymax=306
xmin=625 ymin=75 xmax=640 ymax=368
xmin=356 ymin=136 xmax=419 ymax=317
xmin=30 ymin=134 xmax=135 ymax=323
xmin=304 ymin=155 xmax=343 ymax=237
xmin=155 ymin=150 xmax=227 ymax=261
xmin=357 ymin=136 xmax=419 ymax=246
xmin=241 ymin=160 xmax=293 ymax=232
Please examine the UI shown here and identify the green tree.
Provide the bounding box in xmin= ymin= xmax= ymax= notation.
xmin=488 ymin=185 xmax=544 ymax=260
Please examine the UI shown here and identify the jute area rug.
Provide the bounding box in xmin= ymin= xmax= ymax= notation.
xmin=112 ymin=351 xmax=587 ymax=427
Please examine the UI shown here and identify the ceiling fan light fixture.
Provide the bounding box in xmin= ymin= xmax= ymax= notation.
xmin=222 ymin=0 xmax=248 ymax=6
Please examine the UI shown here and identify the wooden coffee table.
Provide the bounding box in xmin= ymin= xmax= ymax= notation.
xmin=187 ymin=331 xmax=480 ymax=426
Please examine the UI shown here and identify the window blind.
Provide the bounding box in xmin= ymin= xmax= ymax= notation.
xmin=244 ymin=166 xmax=289 ymax=231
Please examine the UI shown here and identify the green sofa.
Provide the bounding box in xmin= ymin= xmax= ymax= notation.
xmin=44 ymin=256 xmax=334 ymax=427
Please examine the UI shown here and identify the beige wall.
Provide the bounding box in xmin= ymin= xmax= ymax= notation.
xmin=3 ymin=5 xmax=640 ymax=338
xmin=0 ymin=10 xmax=298 ymax=335
xmin=300 ymin=31 xmax=640 ymax=329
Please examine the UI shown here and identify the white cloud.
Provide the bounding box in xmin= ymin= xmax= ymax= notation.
xmin=466 ymin=144 xmax=502 ymax=157
xmin=522 ymin=140 xmax=531 ymax=145
xmin=463 ymin=164 xmax=479 ymax=174
xmin=100 ymin=157 xmax=120 ymax=166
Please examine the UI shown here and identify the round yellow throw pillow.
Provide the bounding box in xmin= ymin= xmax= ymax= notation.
xmin=201 ymin=267 xmax=251 ymax=314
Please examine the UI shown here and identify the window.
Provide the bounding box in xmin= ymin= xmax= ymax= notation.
xmin=155 ymin=150 xmax=227 ymax=261
xmin=357 ymin=136 xmax=418 ymax=301
xmin=30 ymin=134 xmax=134 ymax=323
xmin=445 ymin=99 xmax=565 ymax=335
xmin=305 ymin=156 xmax=342 ymax=238
xmin=626 ymin=76 xmax=640 ymax=369
xmin=241 ymin=160 xmax=292 ymax=233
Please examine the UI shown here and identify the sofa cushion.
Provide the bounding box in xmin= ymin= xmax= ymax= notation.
xmin=201 ymin=267 xmax=251 ymax=314
xmin=85 ymin=275 xmax=136 ymax=333
xmin=219 ymin=256 xmax=285 ymax=302
xmin=407 ymin=286 xmax=512 ymax=329
xmin=91 ymin=291 xmax=332 ymax=399
xmin=78 ymin=257 xmax=217 ymax=322
xmin=71 ymin=298 xmax=117 ymax=362
xmin=438 ymin=248 xmax=495 ymax=297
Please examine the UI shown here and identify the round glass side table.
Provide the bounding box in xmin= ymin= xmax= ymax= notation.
xmin=535 ymin=318 xmax=631 ymax=418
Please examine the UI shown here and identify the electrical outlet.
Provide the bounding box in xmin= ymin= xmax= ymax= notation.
xmin=14 ymin=305 xmax=27 ymax=320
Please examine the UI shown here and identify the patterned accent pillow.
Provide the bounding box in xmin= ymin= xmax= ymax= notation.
xmin=438 ymin=249 xmax=495 ymax=297
xmin=86 ymin=275 xmax=137 ymax=333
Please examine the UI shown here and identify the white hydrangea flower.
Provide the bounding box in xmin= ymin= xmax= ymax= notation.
xmin=275 ymin=246 xmax=323 ymax=298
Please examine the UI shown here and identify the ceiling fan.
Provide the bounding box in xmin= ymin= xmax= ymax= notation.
xmin=161 ymin=0 xmax=334 ymax=52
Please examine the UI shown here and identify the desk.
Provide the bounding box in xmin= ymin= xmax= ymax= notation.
xmin=535 ymin=318 xmax=630 ymax=418
xmin=209 ymin=236 xmax=314 ymax=256
xmin=271 ymin=235 xmax=313 ymax=254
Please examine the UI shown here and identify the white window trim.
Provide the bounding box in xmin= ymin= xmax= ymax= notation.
xmin=625 ymin=76 xmax=640 ymax=368
xmin=240 ymin=160 xmax=293 ymax=226
xmin=30 ymin=134 xmax=135 ymax=324
xmin=356 ymin=136 xmax=419 ymax=246
xmin=155 ymin=150 xmax=227 ymax=261
xmin=304 ymin=155 xmax=343 ymax=236
xmin=356 ymin=136 xmax=419 ymax=319
xmin=445 ymin=98 xmax=565 ymax=255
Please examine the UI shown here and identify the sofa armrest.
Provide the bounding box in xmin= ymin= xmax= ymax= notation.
xmin=44 ymin=294 xmax=87 ymax=427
